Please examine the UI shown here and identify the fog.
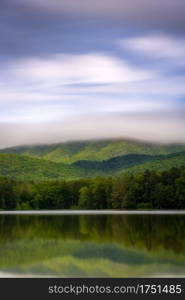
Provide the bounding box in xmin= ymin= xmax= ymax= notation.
xmin=1 ymin=112 xmax=185 ymax=149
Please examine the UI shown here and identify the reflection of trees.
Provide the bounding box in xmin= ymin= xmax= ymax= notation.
xmin=0 ymin=214 xmax=185 ymax=256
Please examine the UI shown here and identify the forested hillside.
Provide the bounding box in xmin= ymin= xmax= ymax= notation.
xmin=0 ymin=139 xmax=185 ymax=210
xmin=0 ymin=167 xmax=184 ymax=210
xmin=1 ymin=139 xmax=185 ymax=163
xmin=0 ymin=152 xmax=185 ymax=181
xmin=0 ymin=153 xmax=85 ymax=181
xmin=72 ymin=152 xmax=185 ymax=173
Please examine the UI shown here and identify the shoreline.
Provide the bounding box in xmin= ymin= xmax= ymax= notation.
xmin=0 ymin=210 xmax=185 ymax=215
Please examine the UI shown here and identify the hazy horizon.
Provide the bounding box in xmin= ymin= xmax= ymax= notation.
xmin=0 ymin=0 xmax=185 ymax=148
xmin=1 ymin=135 xmax=185 ymax=151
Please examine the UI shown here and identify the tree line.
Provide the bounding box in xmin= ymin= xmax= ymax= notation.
xmin=0 ymin=167 xmax=185 ymax=210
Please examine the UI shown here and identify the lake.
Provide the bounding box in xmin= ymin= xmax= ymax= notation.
xmin=0 ymin=211 xmax=185 ymax=277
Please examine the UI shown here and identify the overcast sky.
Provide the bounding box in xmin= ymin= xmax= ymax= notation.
xmin=0 ymin=0 xmax=185 ymax=148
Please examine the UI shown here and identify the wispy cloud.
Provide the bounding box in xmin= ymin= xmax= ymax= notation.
xmin=0 ymin=48 xmax=185 ymax=146
xmin=120 ymin=34 xmax=185 ymax=65
xmin=0 ymin=1 xmax=185 ymax=147
xmin=10 ymin=53 xmax=152 ymax=86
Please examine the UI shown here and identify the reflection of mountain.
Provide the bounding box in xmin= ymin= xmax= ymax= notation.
xmin=0 ymin=214 xmax=185 ymax=277
xmin=0 ymin=140 xmax=185 ymax=181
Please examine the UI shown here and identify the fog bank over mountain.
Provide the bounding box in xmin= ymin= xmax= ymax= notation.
xmin=1 ymin=111 xmax=185 ymax=149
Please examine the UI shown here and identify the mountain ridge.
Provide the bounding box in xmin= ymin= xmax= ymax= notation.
xmin=0 ymin=151 xmax=185 ymax=181
xmin=1 ymin=139 xmax=185 ymax=164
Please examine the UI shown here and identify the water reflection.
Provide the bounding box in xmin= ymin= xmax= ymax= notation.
xmin=0 ymin=214 xmax=184 ymax=277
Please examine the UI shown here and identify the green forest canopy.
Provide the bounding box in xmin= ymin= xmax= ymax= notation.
xmin=0 ymin=167 xmax=185 ymax=210
xmin=1 ymin=139 xmax=185 ymax=163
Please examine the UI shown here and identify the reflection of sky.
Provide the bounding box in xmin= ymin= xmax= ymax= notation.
xmin=0 ymin=0 xmax=185 ymax=147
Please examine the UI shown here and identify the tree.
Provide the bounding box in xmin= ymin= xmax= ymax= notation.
xmin=79 ymin=186 xmax=91 ymax=209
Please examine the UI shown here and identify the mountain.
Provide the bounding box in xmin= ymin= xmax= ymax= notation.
xmin=72 ymin=151 xmax=185 ymax=175
xmin=72 ymin=152 xmax=185 ymax=172
xmin=0 ymin=153 xmax=84 ymax=181
xmin=0 ymin=151 xmax=185 ymax=181
xmin=1 ymin=139 xmax=185 ymax=163
xmin=72 ymin=153 xmax=165 ymax=171
xmin=123 ymin=152 xmax=185 ymax=175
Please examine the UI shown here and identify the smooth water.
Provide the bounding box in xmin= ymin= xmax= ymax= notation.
xmin=0 ymin=213 xmax=185 ymax=277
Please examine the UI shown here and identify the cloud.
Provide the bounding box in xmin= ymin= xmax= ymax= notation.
xmin=0 ymin=2 xmax=185 ymax=147
xmin=0 ymin=52 xmax=153 ymax=110
xmin=0 ymin=93 xmax=175 ymax=124
xmin=0 ymin=0 xmax=185 ymax=61
xmin=120 ymin=34 xmax=185 ymax=64
xmin=0 ymin=50 xmax=184 ymax=147
xmin=11 ymin=0 xmax=185 ymax=32
xmin=72 ymin=76 xmax=185 ymax=98
xmin=10 ymin=53 xmax=152 ymax=86
xmin=1 ymin=111 xmax=185 ymax=149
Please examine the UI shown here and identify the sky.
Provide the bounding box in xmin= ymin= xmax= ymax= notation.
xmin=0 ymin=0 xmax=185 ymax=148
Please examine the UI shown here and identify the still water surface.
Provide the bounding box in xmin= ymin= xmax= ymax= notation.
xmin=0 ymin=213 xmax=185 ymax=277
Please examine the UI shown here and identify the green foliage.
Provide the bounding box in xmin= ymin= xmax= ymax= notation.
xmin=1 ymin=139 xmax=185 ymax=163
xmin=123 ymin=152 xmax=185 ymax=175
xmin=79 ymin=186 xmax=91 ymax=209
xmin=137 ymin=202 xmax=153 ymax=210
xmin=0 ymin=140 xmax=185 ymax=210
xmin=0 ymin=153 xmax=87 ymax=181
xmin=0 ymin=167 xmax=184 ymax=210
xmin=0 ymin=151 xmax=185 ymax=182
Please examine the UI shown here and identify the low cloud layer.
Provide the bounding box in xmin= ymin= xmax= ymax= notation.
xmin=1 ymin=111 xmax=185 ymax=149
